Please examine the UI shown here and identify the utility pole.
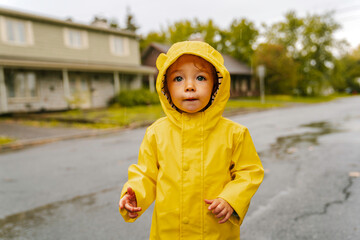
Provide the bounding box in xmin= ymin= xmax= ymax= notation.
xmin=257 ymin=65 xmax=266 ymax=104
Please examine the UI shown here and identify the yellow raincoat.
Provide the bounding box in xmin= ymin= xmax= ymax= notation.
xmin=120 ymin=41 xmax=264 ymax=239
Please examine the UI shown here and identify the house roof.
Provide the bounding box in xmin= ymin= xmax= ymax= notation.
xmin=0 ymin=55 xmax=156 ymax=74
xmin=0 ymin=7 xmax=137 ymax=38
xmin=141 ymin=42 xmax=171 ymax=60
xmin=150 ymin=42 xmax=171 ymax=53
xmin=222 ymin=54 xmax=251 ymax=75
xmin=143 ymin=42 xmax=251 ymax=76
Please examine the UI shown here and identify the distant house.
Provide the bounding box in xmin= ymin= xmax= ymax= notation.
xmin=141 ymin=42 xmax=255 ymax=97
xmin=0 ymin=7 xmax=156 ymax=114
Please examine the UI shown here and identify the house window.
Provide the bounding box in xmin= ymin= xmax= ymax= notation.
xmin=0 ymin=16 xmax=34 ymax=46
xmin=110 ymin=35 xmax=129 ymax=56
xmin=64 ymin=28 xmax=88 ymax=49
xmin=5 ymin=71 xmax=38 ymax=99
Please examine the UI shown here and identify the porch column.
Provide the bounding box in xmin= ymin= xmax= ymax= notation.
xmin=114 ymin=71 xmax=120 ymax=94
xmin=62 ymin=69 xmax=71 ymax=102
xmin=0 ymin=67 xmax=8 ymax=113
xmin=149 ymin=74 xmax=155 ymax=92
xmin=131 ymin=74 xmax=142 ymax=89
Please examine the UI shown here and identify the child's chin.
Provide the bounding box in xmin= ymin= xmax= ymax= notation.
xmin=181 ymin=107 xmax=202 ymax=113
xmin=178 ymin=102 xmax=206 ymax=113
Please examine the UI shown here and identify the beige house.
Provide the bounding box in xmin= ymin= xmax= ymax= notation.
xmin=0 ymin=7 xmax=156 ymax=114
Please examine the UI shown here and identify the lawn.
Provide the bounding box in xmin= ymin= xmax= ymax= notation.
xmin=0 ymin=94 xmax=351 ymax=130
xmin=0 ymin=136 xmax=15 ymax=145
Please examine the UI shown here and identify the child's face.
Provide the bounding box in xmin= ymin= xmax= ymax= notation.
xmin=166 ymin=54 xmax=215 ymax=113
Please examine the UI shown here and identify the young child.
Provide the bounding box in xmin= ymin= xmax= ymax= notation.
xmin=119 ymin=41 xmax=264 ymax=239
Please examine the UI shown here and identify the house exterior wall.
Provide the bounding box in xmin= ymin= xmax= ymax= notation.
xmin=4 ymin=69 xmax=118 ymax=113
xmin=0 ymin=67 xmax=7 ymax=112
xmin=0 ymin=16 xmax=140 ymax=65
xmin=90 ymin=73 xmax=114 ymax=108
xmin=5 ymin=70 xmax=68 ymax=112
xmin=142 ymin=49 xmax=160 ymax=68
xmin=38 ymin=71 xmax=68 ymax=110
xmin=230 ymin=75 xmax=254 ymax=97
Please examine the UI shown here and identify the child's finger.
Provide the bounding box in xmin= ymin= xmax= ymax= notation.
xmin=216 ymin=208 xmax=228 ymax=218
xmin=125 ymin=203 xmax=142 ymax=212
xmin=119 ymin=199 xmax=124 ymax=209
xmin=132 ymin=206 xmax=142 ymax=212
xmin=218 ymin=212 xmax=232 ymax=224
xmin=127 ymin=187 xmax=134 ymax=196
xmin=128 ymin=212 xmax=138 ymax=218
xmin=208 ymin=200 xmax=219 ymax=210
xmin=119 ymin=196 xmax=129 ymax=209
xmin=204 ymin=199 xmax=213 ymax=204
xmin=212 ymin=204 xmax=223 ymax=214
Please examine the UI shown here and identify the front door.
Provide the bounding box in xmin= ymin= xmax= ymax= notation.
xmin=69 ymin=74 xmax=91 ymax=109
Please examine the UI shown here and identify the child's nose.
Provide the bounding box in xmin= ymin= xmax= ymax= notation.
xmin=185 ymin=79 xmax=195 ymax=92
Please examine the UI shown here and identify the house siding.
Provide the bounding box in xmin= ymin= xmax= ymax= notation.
xmin=0 ymin=19 xmax=140 ymax=65
xmin=4 ymin=70 xmax=119 ymax=112
xmin=90 ymin=73 xmax=114 ymax=108
xmin=142 ymin=48 xmax=160 ymax=68
xmin=6 ymin=71 xmax=68 ymax=112
xmin=38 ymin=71 xmax=68 ymax=110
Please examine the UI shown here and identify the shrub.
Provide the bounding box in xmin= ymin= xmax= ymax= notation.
xmin=109 ymin=89 xmax=159 ymax=107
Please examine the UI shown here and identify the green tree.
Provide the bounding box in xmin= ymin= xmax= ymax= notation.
xmin=140 ymin=18 xmax=258 ymax=65
xmin=264 ymin=11 xmax=303 ymax=58
xmin=196 ymin=19 xmax=222 ymax=49
xmin=109 ymin=17 xmax=120 ymax=29
xmin=219 ymin=19 xmax=259 ymax=64
xmin=352 ymin=45 xmax=360 ymax=59
xmin=340 ymin=45 xmax=360 ymax=92
xmin=253 ymin=43 xmax=298 ymax=94
xmin=330 ymin=58 xmax=348 ymax=92
xmin=299 ymin=12 xmax=341 ymax=95
xmin=167 ymin=19 xmax=199 ymax=43
xmin=125 ymin=6 xmax=139 ymax=32
xmin=264 ymin=11 xmax=342 ymax=95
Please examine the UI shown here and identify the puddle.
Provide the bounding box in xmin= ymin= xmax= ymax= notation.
xmin=0 ymin=187 xmax=115 ymax=239
xmin=260 ymin=121 xmax=342 ymax=160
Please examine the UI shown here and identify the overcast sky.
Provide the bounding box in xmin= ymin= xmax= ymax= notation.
xmin=0 ymin=0 xmax=359 ymax=50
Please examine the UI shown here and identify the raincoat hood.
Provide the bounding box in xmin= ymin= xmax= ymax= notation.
xmin=156 ymin=41 xmax=230 ymax=129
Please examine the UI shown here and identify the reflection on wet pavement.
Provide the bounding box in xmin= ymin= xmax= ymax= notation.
xmin=260 ymin=121 xmax=342 ymax=160
xmin=0 ymin=187 xmax=116 ymax=239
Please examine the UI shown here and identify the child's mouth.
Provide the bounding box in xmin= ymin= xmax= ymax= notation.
xmin=185 ymin=98 xmax=198 ymax=101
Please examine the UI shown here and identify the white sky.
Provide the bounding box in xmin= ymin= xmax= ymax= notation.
xmin=0 ymin=0 xmax=359 ymax=50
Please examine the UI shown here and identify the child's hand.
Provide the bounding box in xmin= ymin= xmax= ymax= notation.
xmin=119 ymin=187 xmax=142 ymax=218
xmin=204 ymin=198 xmax=234 ymax=224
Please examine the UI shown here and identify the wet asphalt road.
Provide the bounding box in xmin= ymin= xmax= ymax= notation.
xmin=1 ymin=96 xmax=360 ymax=240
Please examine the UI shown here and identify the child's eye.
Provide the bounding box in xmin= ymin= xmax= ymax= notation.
xmin=174 ymin=76 xmax=183 ymax=82
xmin=197 ymin=76 xmax=206 ymax=81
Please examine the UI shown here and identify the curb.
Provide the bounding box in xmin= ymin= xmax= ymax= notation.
xmin=0 ymin=128 xmax=123 ymax=153
xmin=0 ymin=109 xmax=266 ymax=153
xmin=0 ymin=120 xmax=156 ymax=153
xmin=0 ymin=108 xmax=274 ymax=154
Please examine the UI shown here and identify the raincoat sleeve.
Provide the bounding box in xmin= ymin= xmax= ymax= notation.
xmin=119 ymin=128 xmax=159 ymax=222
xmin=218 ymin=127 xmax=264 ymax=226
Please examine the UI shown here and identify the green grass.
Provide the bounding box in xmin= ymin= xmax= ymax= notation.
xmin=52 ymin=105 xmax=165 ymax=128
xmin=226 ymin=99 xmax=284 ymax=108
xmin=1 ymin=94 xmax=351 ymax=130
xmin=6 ymin=105 xmax=166 ymax=130
xmin=0 ymin=136 xmax=15 ymax=145
xmin=261 ymin=93 xmax=350 ymax=104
